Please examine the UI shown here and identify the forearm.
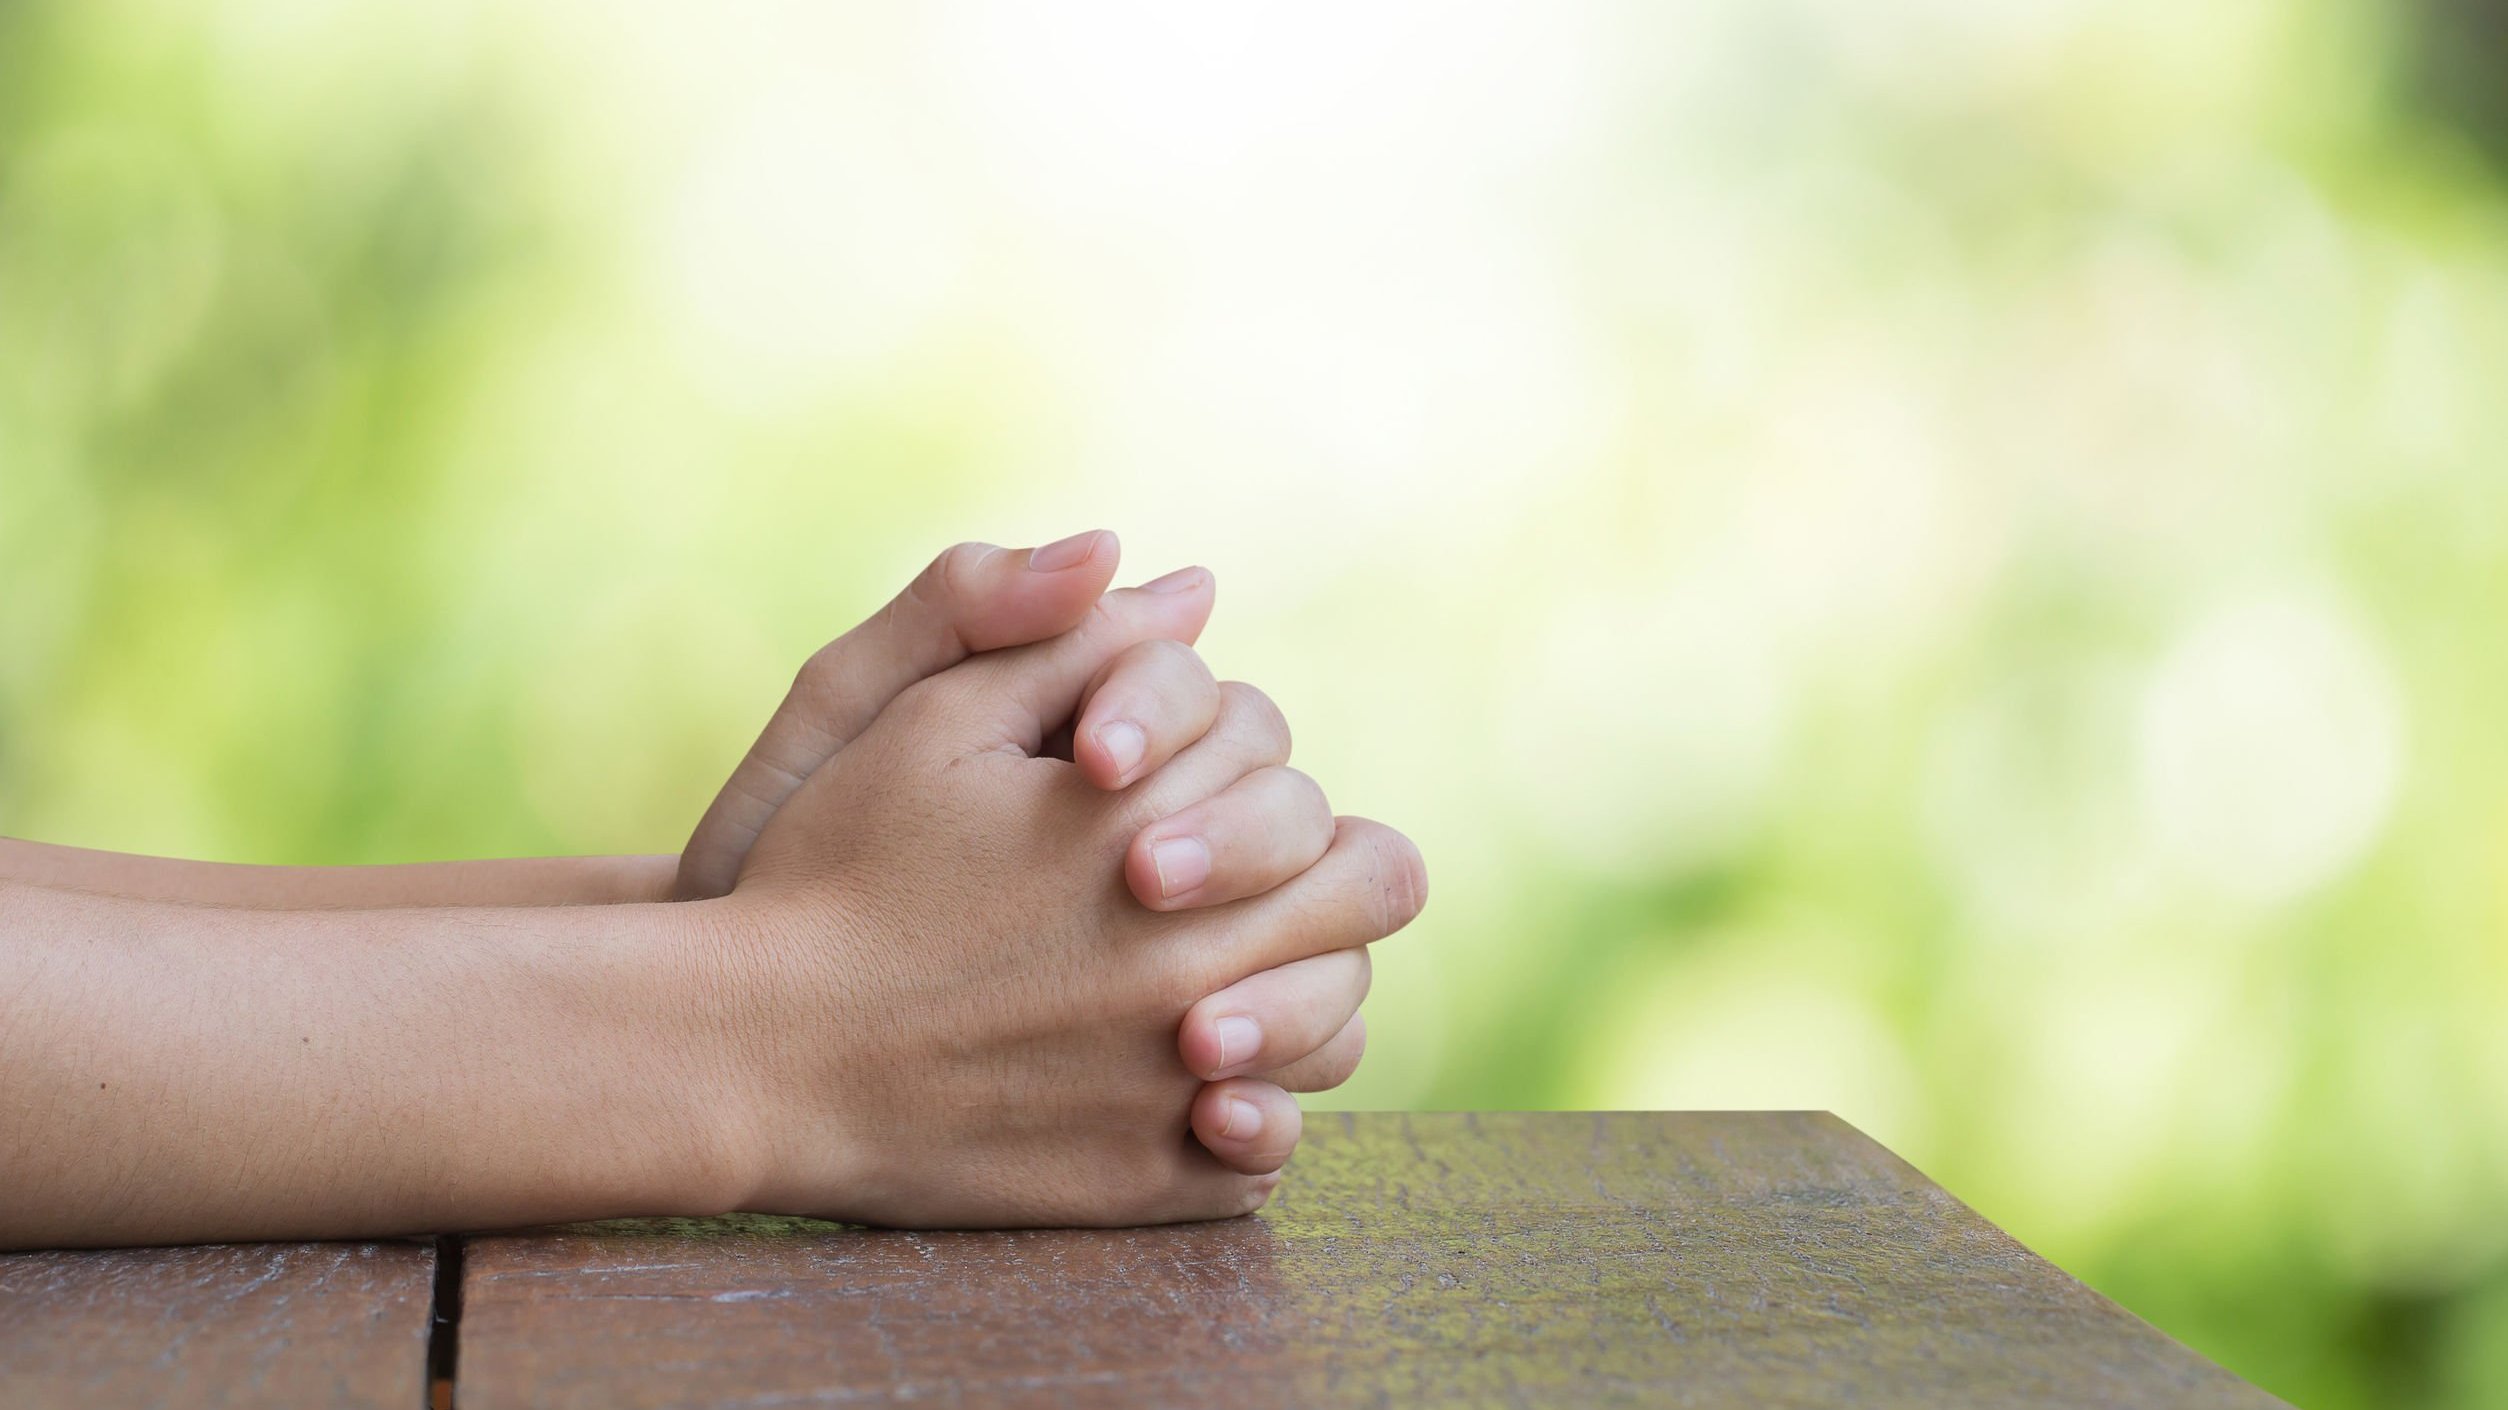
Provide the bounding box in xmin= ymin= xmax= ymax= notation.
xmin=0 ymin=880 xmax=754 ymax=1248
xmin=0 ymin=838 xmax=677 ymax=909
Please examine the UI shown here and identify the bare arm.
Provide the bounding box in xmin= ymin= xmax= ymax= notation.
xmin=0 ymin=609 xmax=1421 ymax=1250
xmin=0 ymin=838 xmax=677 ymax=909
xmin=0 ymin=878 xmax=744 ymax=1248
xmin=0 ymin=537 xmax=1141 ymax=914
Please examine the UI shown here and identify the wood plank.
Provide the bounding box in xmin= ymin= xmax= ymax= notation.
xmin=0 ymin=1239 xmax=436 ymax=1409
xmin=455 ymin=1111 xmax=2285 ymax=1409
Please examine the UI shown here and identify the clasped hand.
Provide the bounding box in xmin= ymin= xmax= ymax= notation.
xmin=671 ymin=532 xmax=1425 ymax=1224
xmin=0 ymin=531 xmax=1424 ymax=1245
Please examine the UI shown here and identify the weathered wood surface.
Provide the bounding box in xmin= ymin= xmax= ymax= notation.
xmin=0 ymin=1239 xmax=435 ymax=1409
xmin=457 ymin=1111 xmax=2286 ymax=1409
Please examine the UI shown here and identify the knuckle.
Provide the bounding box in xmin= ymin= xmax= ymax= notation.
xmin=886 ymin=667 xmax=974 ymax=732
xmin=929 ymin=541 xmax=995 ymax=601
xmin=887 ymin=666 xmax=944 ymax=716
xmin=790 ymin=642 xmax=861 ymax=722
xmin=793 ymin=643 xmax=839 ymax=697
xmin=891 ymin=544 xmax=992 ymax=656
xmin=1108 ymin=642 xmax=1215 ymax=721
xmin=1131 ymin=636 xmax=1206 ymax=677
xmin=1219 ymin=681 xmax=1292 ymax=759
xmin=1286 ymin=1016 xmax=1366 ymax=1091
xmin=1080 ymin=594 xmax=1127 ymax=639
xmin=1276 ymin=767 xmax=1333 ymax=825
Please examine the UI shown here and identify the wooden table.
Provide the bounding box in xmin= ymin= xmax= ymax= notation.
xmin=0 ymin=1112 xmax=2284 ymax=1408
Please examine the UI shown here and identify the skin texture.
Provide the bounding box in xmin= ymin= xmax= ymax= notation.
xmin=0 ymin=538 xmax=1157 ymax=914
xmin=669 ymin=536 xmax=1387 ymax=1171
xmin=723 ymin=624 xmax=1428 ymax=1225
xmin=0 ymin=843 xmax=680 ymax=908
xmin=0 ymin=534 xmax=1402 ymax=1202
xmin=0 ymin=538 xmax=1376 ymax=1155
xmin=0 ymin=555 xmax=1426 ymax=1245
xmin=676 ymin=532 xmax=1146 ymax=902
xmin=1 ymin=880 xmax=739 ymax=1247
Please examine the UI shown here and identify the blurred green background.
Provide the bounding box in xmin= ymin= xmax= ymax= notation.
xmin=5 ymin=1 xmax=2507 ymax=1403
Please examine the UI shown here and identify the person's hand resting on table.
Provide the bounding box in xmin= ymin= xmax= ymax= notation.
xmin=670 ymin=532 xmax=1383 ymax=1167
xmin=0 ymin=533 xmax=1424 ymax=1246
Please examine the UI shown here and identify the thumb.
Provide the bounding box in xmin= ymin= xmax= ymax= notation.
xmin=676 ymin=532 xmax=1119 ymax=899
xmin=915 ymin=566 xmax=1217 ymax=757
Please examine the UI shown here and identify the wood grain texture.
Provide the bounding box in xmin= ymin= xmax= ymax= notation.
xmin=457 ymin=1111 xmax=2287 ymax=1409
xmin=0 ymin=1239 xmax=435 ymax=1409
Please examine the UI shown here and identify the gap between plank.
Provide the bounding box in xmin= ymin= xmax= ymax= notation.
xmin=427 ymin=1235 xmax=465 ymax=1410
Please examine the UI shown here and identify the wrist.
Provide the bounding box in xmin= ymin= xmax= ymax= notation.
xmin=677 ymin=883 xmax=882 ymax=1214
xmin=653 ymin=887 xmax=876 ymax=1217
xmin=595 ymin=897 xmax=781 ymax=1216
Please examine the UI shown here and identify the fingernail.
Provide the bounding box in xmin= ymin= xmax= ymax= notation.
xmin=1221 ymin=1097 xmax=1264 ymax=1141
xmin=1138 ymin=566 xmax=1205 ymax=594
xmin=1030 ymin=530 xmax=1103 ymax=573
xmin=1213 ymin=1015 xmax=1262 ymax=1074
xmin=1097 ymin=721 xmax=1148 ymax=781
xmin=1149 ymin=836 xmax=1211 ymax=898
